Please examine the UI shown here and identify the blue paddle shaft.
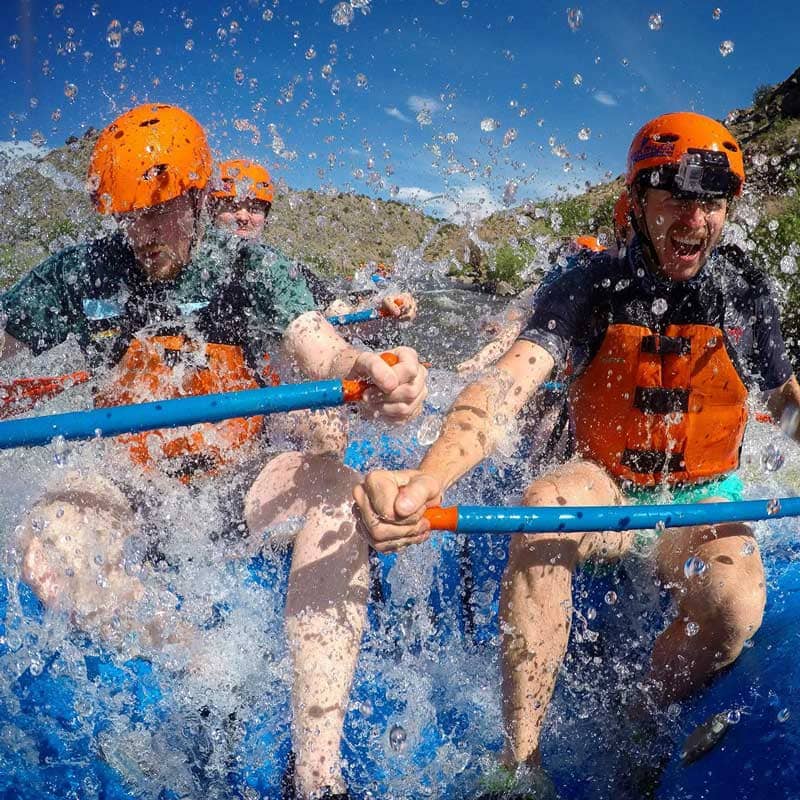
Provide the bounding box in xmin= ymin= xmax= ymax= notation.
xmin=327 ymin=308 xmax=380 ymax=326
xmin=0 ymin=381 xmax=345 ymax=450
xmin=454 ymin=498 xmax=800 ymax=533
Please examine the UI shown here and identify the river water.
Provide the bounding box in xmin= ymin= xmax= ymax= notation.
xmin=1 ymin=247 xmax=799 ymax=800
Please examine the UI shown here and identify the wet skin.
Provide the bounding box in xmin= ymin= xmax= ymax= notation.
xmin=637 ymin=188 xmax=727 ymax=281
xmin=212 ymin=197 xmax=269 ymax=240
xmin=119 ymin=193 xmax=199 ymax=282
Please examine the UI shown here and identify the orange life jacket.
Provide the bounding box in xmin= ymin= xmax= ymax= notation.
xmin=569 ymin=323 xmax=748 ymax=486
xmin=94 ymin=334 xmax=275 ymax=481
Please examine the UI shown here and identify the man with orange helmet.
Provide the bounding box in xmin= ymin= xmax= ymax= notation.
xmin=1 ymin=104 xmax=428 ymax=800
xmin=353 ymin=112 xmax=800 ymax=796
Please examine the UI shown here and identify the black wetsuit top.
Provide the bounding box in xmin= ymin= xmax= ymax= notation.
xmin=518 ymin=238 xmax=793 ymax=392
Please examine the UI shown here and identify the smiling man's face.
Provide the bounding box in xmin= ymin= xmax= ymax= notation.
xmin=639 ymin=188 xmax=728 ymax=281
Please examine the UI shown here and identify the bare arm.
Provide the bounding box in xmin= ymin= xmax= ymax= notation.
xmin=766 ymin=375 xmax=800 ymax=443
xmin=282 ymin=310 xmax=428 ymax=423
xmin=455 ymin=318 xmax=526 ymax=376
xmin=352 ymin=340 xmax=556 ymax=552
xmin=282 ymin=310 xmax=361 ymax=380
xmin=419 ymin=339 xmax=555 ymax=491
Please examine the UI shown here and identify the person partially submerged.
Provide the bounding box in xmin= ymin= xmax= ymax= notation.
xmin=353 ymin=112 xmax=800 ymax=797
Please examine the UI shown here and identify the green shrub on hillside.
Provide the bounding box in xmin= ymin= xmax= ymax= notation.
xmin=550 ymin=196 xmax=593 ymax=235
xmin=489 ymin=241 xmax=537 ymax=291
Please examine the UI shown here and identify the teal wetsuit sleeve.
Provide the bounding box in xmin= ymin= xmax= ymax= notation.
xmin=0 ymin=248 xmax=86 ymax=354
xmin=253 ymin=248 xmax=317 ymax=334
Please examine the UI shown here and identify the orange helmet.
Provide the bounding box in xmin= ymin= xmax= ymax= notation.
xmin=613 ymin=191 xmax=631 ymax=242
xmin=88 ymin=104 xmax=211 ymax=215
xmin=626 ymin=112 xmax=744 ymax=199
xmin=574 ymin=235 xmax=605 ymax=253
xmin=212 ymin=159 xmax=274 ymax=204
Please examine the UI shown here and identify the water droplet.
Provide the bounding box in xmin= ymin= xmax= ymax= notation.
xmin=133 ymin=20 xmax=144 ymax=35
xmin=53 ymin=3 xmax=64 ymax=17
xmin=743 ymin=637 xmax=754 ymax=648
xmin=503 ymin=180 xmax=518 ymax=206
xmin=761 ymin=443 xmax=785 ymax=472
xmin=572 ymin=73 xmax=583 ymax=86
xmin=567 ymin=7 xmax=583 ymax=31
xmin=90 ymin=3 xmax=100 ymax=16
xmin=64 ymin=82 xmax=78 ymax=101
xmin=112 ymin=52 xmax=127 ymax=72
xmin=416 ymin=416 xmax=442 ymax=447
xmin=480 ymin=118 xmax=500 ymax=132
xmin=768 ymin=219 xmax=779 ymax=233
xmin=780 ymin=255 xmax=797 ymax=275
xmin=233 ymin=67 xmax=245 ymax=85
xmin=305 ymin=46 xmax=317 ymax=60
xmin=416 ymin=109 xmax=431 ymax=125
xmin=184 ymin=39 xmax=194 ymax=51
xmin=648 ymin=13 xmax=663 ymax=30
xmin=651 ymin=298 xmax=668 ymax=315
xmin=356 ymin=72 xmax=368 ymax=88
xmin=51 ymin=435 xmax=69 ymax=466
xmin=106 ymin=19 xmax=122 ymax=49
xmin=502 ymin=128 xmax=518 ymax=147
xmin=332 ymin=2 xmax=354 ymax=26
xmin=777 ymin=708 xmax=790 ymax=723
xmin=578 ymin=127 xmax=591 ymax=141
xmin=741 ymin=540 xmax=756 ymax=557
xmin=719 ymin=40 xmax=734 ymax=57
xmin=388 ymin=723 xmax=407 ymax=751
xmin=767 ymin=498 xmax=781 ymax=516
xmin=262 ymin=8 xmax=273 ymax=21
xmin=684 ymin=556 xmax=708 ymax=579
xmin=586 ymin=606 xmax=597 ymax=621
xmin=726 ymin=709 xmax=741 ymax=724
xmin=604 ymin=591 xmax=617 ymax=605
xmin=685 ymin=621 xmax=700 ymax=637
xmin=712 ymin=7 xmax=721 ymax=20
xmin=621 ymin=57 xmax=630 ymax=67
xmin=9 ymin=34 xmax=21 ymax=49
xmin=30 ymin=130 xmax=46 ymax=147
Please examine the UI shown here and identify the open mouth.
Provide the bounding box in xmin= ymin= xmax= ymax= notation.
xmin=670 ymin=233 xmax=704 ymax=258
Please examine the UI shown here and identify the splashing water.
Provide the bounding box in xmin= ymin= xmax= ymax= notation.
xmin=567 ymin=8 xmax=583 ymax=31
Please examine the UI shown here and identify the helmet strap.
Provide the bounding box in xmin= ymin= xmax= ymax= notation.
xmin=630 ymin=182 xmax=663 ymax=274
xmin=187 ymin=188 xmax=207 ymax=257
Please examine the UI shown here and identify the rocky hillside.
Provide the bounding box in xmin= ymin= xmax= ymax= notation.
xmin=0 ymin=131 xmax=440 ymax=287
xmin=1 ymin=65 xmax=799 ymax=297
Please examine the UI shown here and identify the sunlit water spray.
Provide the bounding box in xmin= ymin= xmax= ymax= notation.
xmin=2 ymin=233 xmax=800 ymax=798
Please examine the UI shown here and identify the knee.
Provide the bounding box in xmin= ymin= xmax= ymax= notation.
xmin=691 ymin=579 xmax=766 ymax=666
xmin=522 ymin=479 xmax=564 ymax=508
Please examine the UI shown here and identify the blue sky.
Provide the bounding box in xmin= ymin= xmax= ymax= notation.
xmin=2 ymin=0 xmax=799 ymax=219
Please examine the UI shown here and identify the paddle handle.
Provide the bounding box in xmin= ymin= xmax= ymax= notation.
xmin=0 ymin=353 xmax=405 ymax=450
xmin=423 ymin=497 xmax=800 ymax=533
xmin=327 ymin=298 xmax=404 ymax=326
xmin=342 ymin=352 xmax=400 ymax=402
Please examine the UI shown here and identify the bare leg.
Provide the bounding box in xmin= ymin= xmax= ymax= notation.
xmin=18 ymin=471 xmax=190 ymax=651
xmin=499 ymin=459 xmax=630 ymax=767
xmin=648 ymin=498 xmax=766 ymax=707
xmin=245 ymin=451 xmax=368 ymax=798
